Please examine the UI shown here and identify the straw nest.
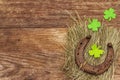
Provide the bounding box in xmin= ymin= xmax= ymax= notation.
xmin=63 ymin=12 xmax=120 ymax=80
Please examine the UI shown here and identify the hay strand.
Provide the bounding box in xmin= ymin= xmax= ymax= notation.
xmin=63 ymin=12 xmax=120 ymax=80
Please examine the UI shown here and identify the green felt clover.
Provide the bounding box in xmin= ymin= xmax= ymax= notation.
xmin=104 ymin=8 xmax=116 ymax=21
xmin=88 ymin=44 xmax=104 ymax=58
xmin=88 ymin=19 xmax=101 ymax=32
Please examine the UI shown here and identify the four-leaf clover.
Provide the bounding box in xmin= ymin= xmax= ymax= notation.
xmin=104 ymin=8 xmax=116 ymax=21
xmin=88 ymin=19 xmax=101 ymax=32
xmin=89 ymin=44 xmax=104 ymax=58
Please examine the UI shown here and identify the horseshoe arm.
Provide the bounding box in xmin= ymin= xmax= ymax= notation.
xmin=75 ymin=35 xmax=114 ymax=75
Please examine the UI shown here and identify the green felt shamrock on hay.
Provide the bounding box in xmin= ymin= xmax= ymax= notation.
xmin=88 ymin=19 xmax=101 ymax=32
xmin=89 ymin=44 xmax=104 ymax=58
xmin=104 ymin=8 xmax=116 ymax=21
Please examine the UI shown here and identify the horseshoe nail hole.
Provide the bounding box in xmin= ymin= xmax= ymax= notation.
xmin=80 ymin=42 xmax=82 ymax=45
xmin=97 ymin=70 xmax=99 ymax=72
xmin=109 ymin=60 xmax=112 ymax=63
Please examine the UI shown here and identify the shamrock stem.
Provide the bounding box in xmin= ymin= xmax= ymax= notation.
xmin=88 ymin=18 xmax=92 ymax=23
xmin=109 ymin=18 xmax=111 ymax=21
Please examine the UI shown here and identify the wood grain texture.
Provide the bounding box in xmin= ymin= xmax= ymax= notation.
xmin=0 ymin=0 xmax=120 ymax=80
xmin=0 ymin=28 xmax=119 ymax=80
xmin=0 ymin=0 xmax=119 ymax=28
xmin=0 ymin=28 xmax=66 ymax=80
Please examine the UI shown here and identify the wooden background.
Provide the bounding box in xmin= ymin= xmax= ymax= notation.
xmin=0 ymin=0 xmax=120 ymax=80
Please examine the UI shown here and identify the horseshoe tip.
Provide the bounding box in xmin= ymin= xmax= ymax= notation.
xmin=108 ymin=43 xmax=113 ymax=47
xmin=86 ymin=35 xmax=91 ymax=39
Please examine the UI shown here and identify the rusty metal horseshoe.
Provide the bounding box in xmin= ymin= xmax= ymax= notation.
xmin=75 ymin=35 xmax=114 ymax=75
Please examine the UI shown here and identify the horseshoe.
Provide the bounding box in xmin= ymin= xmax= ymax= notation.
xmin=75 ymin=35 xmax=114 ymax=75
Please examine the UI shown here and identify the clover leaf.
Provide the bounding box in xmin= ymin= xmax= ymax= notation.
xmin=88 ymin=19 xmax=101 ymax=32
xmin=88 ymin=44 xmax=104 ymax=58
xmin=104 ymin=8 xmax=116 ymax=21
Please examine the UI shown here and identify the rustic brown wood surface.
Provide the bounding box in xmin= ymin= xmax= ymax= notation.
xmin=0 ymin=0 xmax=120 ymax=80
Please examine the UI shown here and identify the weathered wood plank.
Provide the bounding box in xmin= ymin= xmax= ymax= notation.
xmin=0 ymin=0 xmax=119 ymax=28
xmin=0 ymin=28 xmax=120 ymax=80
xmin=0 ymin=28 xmax=66 ymax=80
